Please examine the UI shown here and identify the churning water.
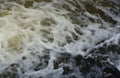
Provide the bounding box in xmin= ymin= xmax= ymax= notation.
xmin=0 ymin=0 xmax=120 ymax=78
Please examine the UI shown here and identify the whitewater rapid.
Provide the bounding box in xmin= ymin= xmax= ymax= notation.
xmin=0 ymin=0 xmax=120 ymax=78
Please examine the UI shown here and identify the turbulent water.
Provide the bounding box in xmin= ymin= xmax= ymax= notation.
xmin=0 ymin=0 xmax=120 ymax=78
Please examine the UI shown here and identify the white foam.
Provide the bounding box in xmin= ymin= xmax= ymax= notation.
xmin=0 ymin=0 xmax=120 ymax=77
